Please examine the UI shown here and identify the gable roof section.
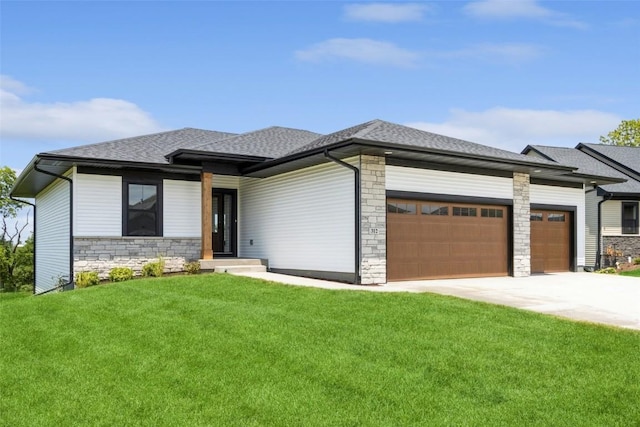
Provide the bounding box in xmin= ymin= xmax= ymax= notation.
xmin=578 ymin=143 xmax=640 ymax=181
xmin=287 ymin=119 xmax=566 ymax=167
xmin=168 ymin=126 xmax=322 ymax=161
xmin=46 ymin=128 xmax=237 ymax=165
xmin=525 ymin=145 xmax=640 ymax=195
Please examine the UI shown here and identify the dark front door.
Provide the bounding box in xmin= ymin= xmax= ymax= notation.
xmin=212 ymin=189 xmax=237 ymax=257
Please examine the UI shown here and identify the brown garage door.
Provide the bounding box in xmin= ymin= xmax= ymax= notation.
xmin=387 ymin=199 xmax=509 ymax=281
xmin=530 ymin=210 xmax=571 ymax=273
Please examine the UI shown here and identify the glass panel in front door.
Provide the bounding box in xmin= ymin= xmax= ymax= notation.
xmin=223 ymin=194 xmax=232 ymax=253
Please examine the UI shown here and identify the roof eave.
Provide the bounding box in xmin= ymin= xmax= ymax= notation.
xmin=166 ymin=149 xmax=271 ymax=164
xmin=10 ymin=153 xmax=203 ymax=198
xmin=241 ymin=139 xmax=577 ymax=178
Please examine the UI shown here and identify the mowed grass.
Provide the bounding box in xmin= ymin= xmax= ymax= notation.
xmin=620 ymin=268 xmax=640 ymax=277
xmin=1 ymin=275 xmax=638 ymax=426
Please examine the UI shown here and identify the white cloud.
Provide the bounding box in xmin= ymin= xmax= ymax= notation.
xmin=344 ymin=3 xmax=431 ymax=23
xmin=463 ymin=0 xmax=587 ymax=29
xmin=295 ymin=38 xmax=420 ymax=67
xmin=0 ymin=75 xmax=164 ymax=142
xmin=405 ymin=107 xmax=621 ymax=152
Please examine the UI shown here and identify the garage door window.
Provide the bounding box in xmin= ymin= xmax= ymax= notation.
xmin=387 ymin=202 xmax=416 ymax=214
xmin=481 ymin=208 xmax=503 ymax=218
xmin=453 ymin=207 xmax=477 ymax=216
xmin=530 ymin=213 xmax=543 ymax=221
xmin=548 ymin=213 xmax=565 ymax=222
xmin=422 ymin=204 xmax=448 ymax=216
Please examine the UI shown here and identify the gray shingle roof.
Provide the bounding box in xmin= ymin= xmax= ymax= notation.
xmin=529 ymin=145 xmax=640 ymax=194
xmin=47 ymin=128 xmax=237 ymax=164
xmin=286 ymin=119 xmax=562 ymax=166
xmin=186 ymin=126 xmax=322 ymax=159
xmin=580 ymin=143 xmax=640 ymax=175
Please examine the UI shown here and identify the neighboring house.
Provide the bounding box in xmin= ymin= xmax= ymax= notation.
xmin=12 ymin=119 xmax=610 ymax=294
xmin=523 ymin=143 xmax=640 ymax=269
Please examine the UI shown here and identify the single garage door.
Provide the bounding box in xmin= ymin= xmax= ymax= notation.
xmin=387 ymin=199 xmax=509 ymax=281
xmin=530 ymin=210 xmax=571 ymax=273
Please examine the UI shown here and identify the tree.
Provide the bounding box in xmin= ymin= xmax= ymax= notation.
xmin=1 ymin=167 xmax=21 ymax=218
xmin=599 ymin=118 xmax=640 ymax=147
xmin=0 ymin=166 xmax=33 ymax=292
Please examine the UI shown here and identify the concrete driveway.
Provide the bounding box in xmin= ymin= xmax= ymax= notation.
xmin=238 ymin=271 xmax=640 ymax=330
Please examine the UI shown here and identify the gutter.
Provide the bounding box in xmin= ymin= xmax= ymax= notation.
xmin=595 ymin=192 xmax=613 ymax=270
xmin=8 ymin=196 xmax=36 ymax=294
xmin=323 ymin=150 xmax=361 ymax=285
xmin=33 ymin=161 xmax=74 ymax=292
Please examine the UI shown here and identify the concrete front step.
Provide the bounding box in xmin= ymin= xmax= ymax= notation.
xmin=199 ymin=258 xmax=267 ymax=271
xmin=214 ymin=265 xmax=267 ymax=274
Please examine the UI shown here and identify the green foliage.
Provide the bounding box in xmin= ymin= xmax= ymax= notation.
xmin=633 ymin=257 xmax=640 ymax=265
xmin=183 ymin=261 xmax=201 ymax=275
xmin=108 ymin=267 xmax=134 ymax=282
xmin=0 ymin=275 xmax=638 ymax=426
xmin=0 ymin=235 xmax=34 ymax=292
xmin=0 ymin=166 xmax=21 ymax=219
xmin=596 ymin=267 xmax=617 ymax=274
xmin=74 ymin=271 xmax=100 ymax=288
xmin=142 ymin=257 xmax=165 ymax=277
xmin=599 ymin=118 xmax=640 ymax=147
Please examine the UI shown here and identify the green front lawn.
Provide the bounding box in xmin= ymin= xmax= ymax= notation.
xmin=1 ymin=274 xmax=638 ymax=426
xmin=620 ymin=268 xmax=640 ymax=277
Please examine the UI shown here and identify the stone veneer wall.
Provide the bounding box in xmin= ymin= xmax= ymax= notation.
xmin=74 ymin=237 xmax=201 ymax=279
xmin=360 ymin=155 xmax=387 ymax=284
xmin=512 ymin=172 xmax=531 ymax=277
xmin=602 ymin=236 xmax=640 ymax=265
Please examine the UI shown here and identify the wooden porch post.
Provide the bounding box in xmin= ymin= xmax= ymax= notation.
xmin=201 ymin=172 xmax=213 ymax=259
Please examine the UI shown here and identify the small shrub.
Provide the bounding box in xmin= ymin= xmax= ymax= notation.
xmin=633 ymin=257 xmax=640 ymax=265
xmin=142 ymin=257 xmax=165 ymax=277
xmin=75 ymin=271 xmax=100 ymax=288
xmin=596 ymin=267 xmax=617 ymax=274
xmin=184 ymin=261 xmax=201 ymax=275
xmin=109 ymin=267 xmax=134 ymax=282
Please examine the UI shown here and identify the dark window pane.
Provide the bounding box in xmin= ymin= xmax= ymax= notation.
xmin=127 ymin=211 xmax=156 ymax=236
xmin=127 ymin=183 xmax=158 ymax=236
xmin=404 ymin=204 xmax=416 ymax=214
xmin=453 ymin=207 xmax=477 ymax=217
xmin=548 ymin=214 xmax=565 ymax=222
xmin=481 ymin=208 xmax=504 ymax=218
xmin=622 ymin=202 xmax=639 ymax=234
xmin=387 ymin=203 xmax=397 ymax=213
xmin=530 ymin=213 xmax=543 ymax=221
xmin=422 ymin=204 xmax=448 ymax=215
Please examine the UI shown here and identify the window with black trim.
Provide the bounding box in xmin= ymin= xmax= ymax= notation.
xmin=422 ymin=204 xmax=448 ymax=216
xmin=453 ymin=207 xmax=477 ymax=217
xmin=124 ymin=182 xmax=162 ymax=236
xmin=622 ymin=202 xmax=639 ymax=234
xmin=481 ymin=208 xmax=503 ymax=218
xmin=530 ymin=213 xmax=543 ymax=221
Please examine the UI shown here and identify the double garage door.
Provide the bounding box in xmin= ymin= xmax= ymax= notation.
xmin=387 ymin=198 xmax=571 ymax=281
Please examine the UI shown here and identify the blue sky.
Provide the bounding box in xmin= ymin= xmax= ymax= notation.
xmin=1 ymin=0 xmax=639 ymax=174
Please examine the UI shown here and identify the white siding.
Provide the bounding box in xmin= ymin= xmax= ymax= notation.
xmin=585 ymin=191 xmax=601 ymax=266
xmin=164 ymin=180 xmax=201 ymax=237
xmin=530 ymin=183 xmax=586 ymax=266
xmin=239 ymin=162 xmax=354 ymax=273
xmin=386 ymin=166 xmax=514 ymax=199
xmin=36 ymin=175 xmax=71 ymax=293
xmin=601 ymin=200 xmax=621 ymax=235
xmin=74 ymin=173 xmax=122 ymax=236
xmin=213 ymin=175 xmax=240 ymax=189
